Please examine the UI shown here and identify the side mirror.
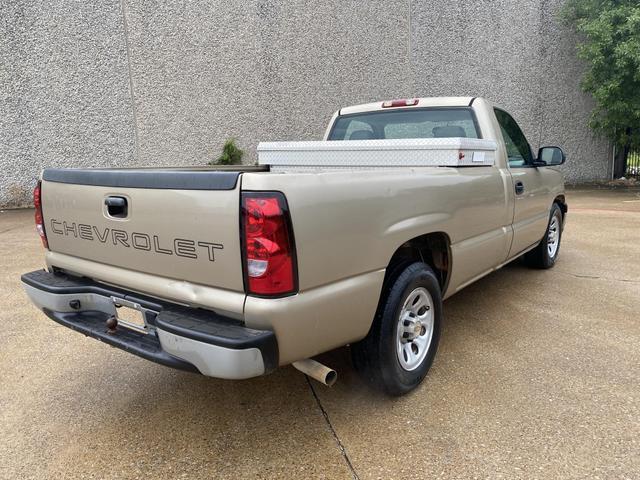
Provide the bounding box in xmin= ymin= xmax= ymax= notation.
xmin=536 ymin=146 xmax=566 ymax=166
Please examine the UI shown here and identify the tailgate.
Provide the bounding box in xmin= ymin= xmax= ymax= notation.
xmin=40 ymin=168 xmax=244 ymax=292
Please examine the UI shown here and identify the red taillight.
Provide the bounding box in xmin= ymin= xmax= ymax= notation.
xmin=33 ymin=181 xmax=48 ymax=249
xmin=241 ymin=192 xmax=296 ymax=296
xmin=382 ymin=98 xmax=419 ymax=108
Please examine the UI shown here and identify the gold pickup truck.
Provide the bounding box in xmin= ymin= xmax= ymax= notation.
xmin=22 ymin=97 xmax=566 ymax=395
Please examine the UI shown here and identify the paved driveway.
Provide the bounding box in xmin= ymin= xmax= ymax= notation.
xmin=1 ymin=188 xmax=638 ymax=479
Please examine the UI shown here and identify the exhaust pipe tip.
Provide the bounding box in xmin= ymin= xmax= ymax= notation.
xmin=292 ymin=359 xmax=337 ymax=387
xmin=324 ymin=369 xmax=338 ymax=387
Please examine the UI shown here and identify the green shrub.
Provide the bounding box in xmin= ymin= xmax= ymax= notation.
xmin=210 ymin=139 xmax=244 ymax=166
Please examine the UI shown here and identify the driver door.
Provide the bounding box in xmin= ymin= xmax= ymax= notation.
xmin=494 ymin=109 xmax=551 ymax=258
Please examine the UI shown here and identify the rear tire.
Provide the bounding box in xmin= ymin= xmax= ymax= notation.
xmin=351 ymin=262 xmax=442 ymax=396
xmin=524 ymin=203 xmax=563 ymax=269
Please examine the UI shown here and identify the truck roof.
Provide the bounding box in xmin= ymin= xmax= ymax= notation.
xmin=339 ymin=97 xmax=476 ymax=116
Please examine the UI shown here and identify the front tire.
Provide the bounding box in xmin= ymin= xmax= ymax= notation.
xmin=524 ymin=203 xmax=563 ymax=269
xmin=351 ymin=262 xmax=442 ymax=396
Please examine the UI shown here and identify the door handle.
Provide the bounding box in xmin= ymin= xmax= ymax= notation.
xmin=105 ymin=196 xmax=128 ymax=218
xmin=515 ymin=181 xmax=525 ymax=195
xmin=105 ymin=196 xmax=126 ymax=208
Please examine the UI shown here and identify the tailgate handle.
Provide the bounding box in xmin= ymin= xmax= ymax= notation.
xmin=105 ymin=196 xmax=128 ymax=218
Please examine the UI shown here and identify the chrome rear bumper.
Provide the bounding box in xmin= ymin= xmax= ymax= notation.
xmin=21 ymin=270 xmax=278 ymax=379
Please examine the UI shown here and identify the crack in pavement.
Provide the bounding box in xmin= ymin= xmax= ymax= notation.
xmin=0 ymin=226 xmax=21 ymax=235
xmin=570 ymin=207 xmax=640 ymax=214
xmin=556 ymin=270 xmax=640 ymax=284
xmin=305 ymin=376 xmax=360 ymax=480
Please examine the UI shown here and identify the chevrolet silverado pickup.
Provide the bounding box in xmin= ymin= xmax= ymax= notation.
xmin=22 ymin=97 xmax=567 ymax=395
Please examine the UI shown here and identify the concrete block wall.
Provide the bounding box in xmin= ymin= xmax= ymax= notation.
xmin=1 ymin=0 xmax=136 ymax=207
xmin=0 ymin=0 xmax=611 ymax=207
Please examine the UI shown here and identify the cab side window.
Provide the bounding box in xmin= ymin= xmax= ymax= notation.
xmin=494 ymin=109 xmax=533 ymax=168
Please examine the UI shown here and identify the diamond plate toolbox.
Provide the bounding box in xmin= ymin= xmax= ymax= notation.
xmin=257 ymin=138 xmax=497 ymax=172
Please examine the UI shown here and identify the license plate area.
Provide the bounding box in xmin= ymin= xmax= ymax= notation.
xmin=110 ymin=296 xmax=153 ymax=335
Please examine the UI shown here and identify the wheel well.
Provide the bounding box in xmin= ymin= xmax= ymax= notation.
xmin=384 ymin=232 xmax=451 ymax=294
xmin=554 ymin=195 xmax=567 ymax=216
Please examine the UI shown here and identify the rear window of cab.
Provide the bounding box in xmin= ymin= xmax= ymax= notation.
xmin=328 ymin=107 xmax=481 ymax=141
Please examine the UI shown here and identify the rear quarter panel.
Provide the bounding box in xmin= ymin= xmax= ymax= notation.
xmin=243 ymin=167 xmax=511 ymax=293
xmin=242 ymin=167 xmax=511 ymax=362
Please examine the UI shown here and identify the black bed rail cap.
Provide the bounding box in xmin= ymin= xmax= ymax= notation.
xmin=42 ymin=168 xmax=241 ymax=190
